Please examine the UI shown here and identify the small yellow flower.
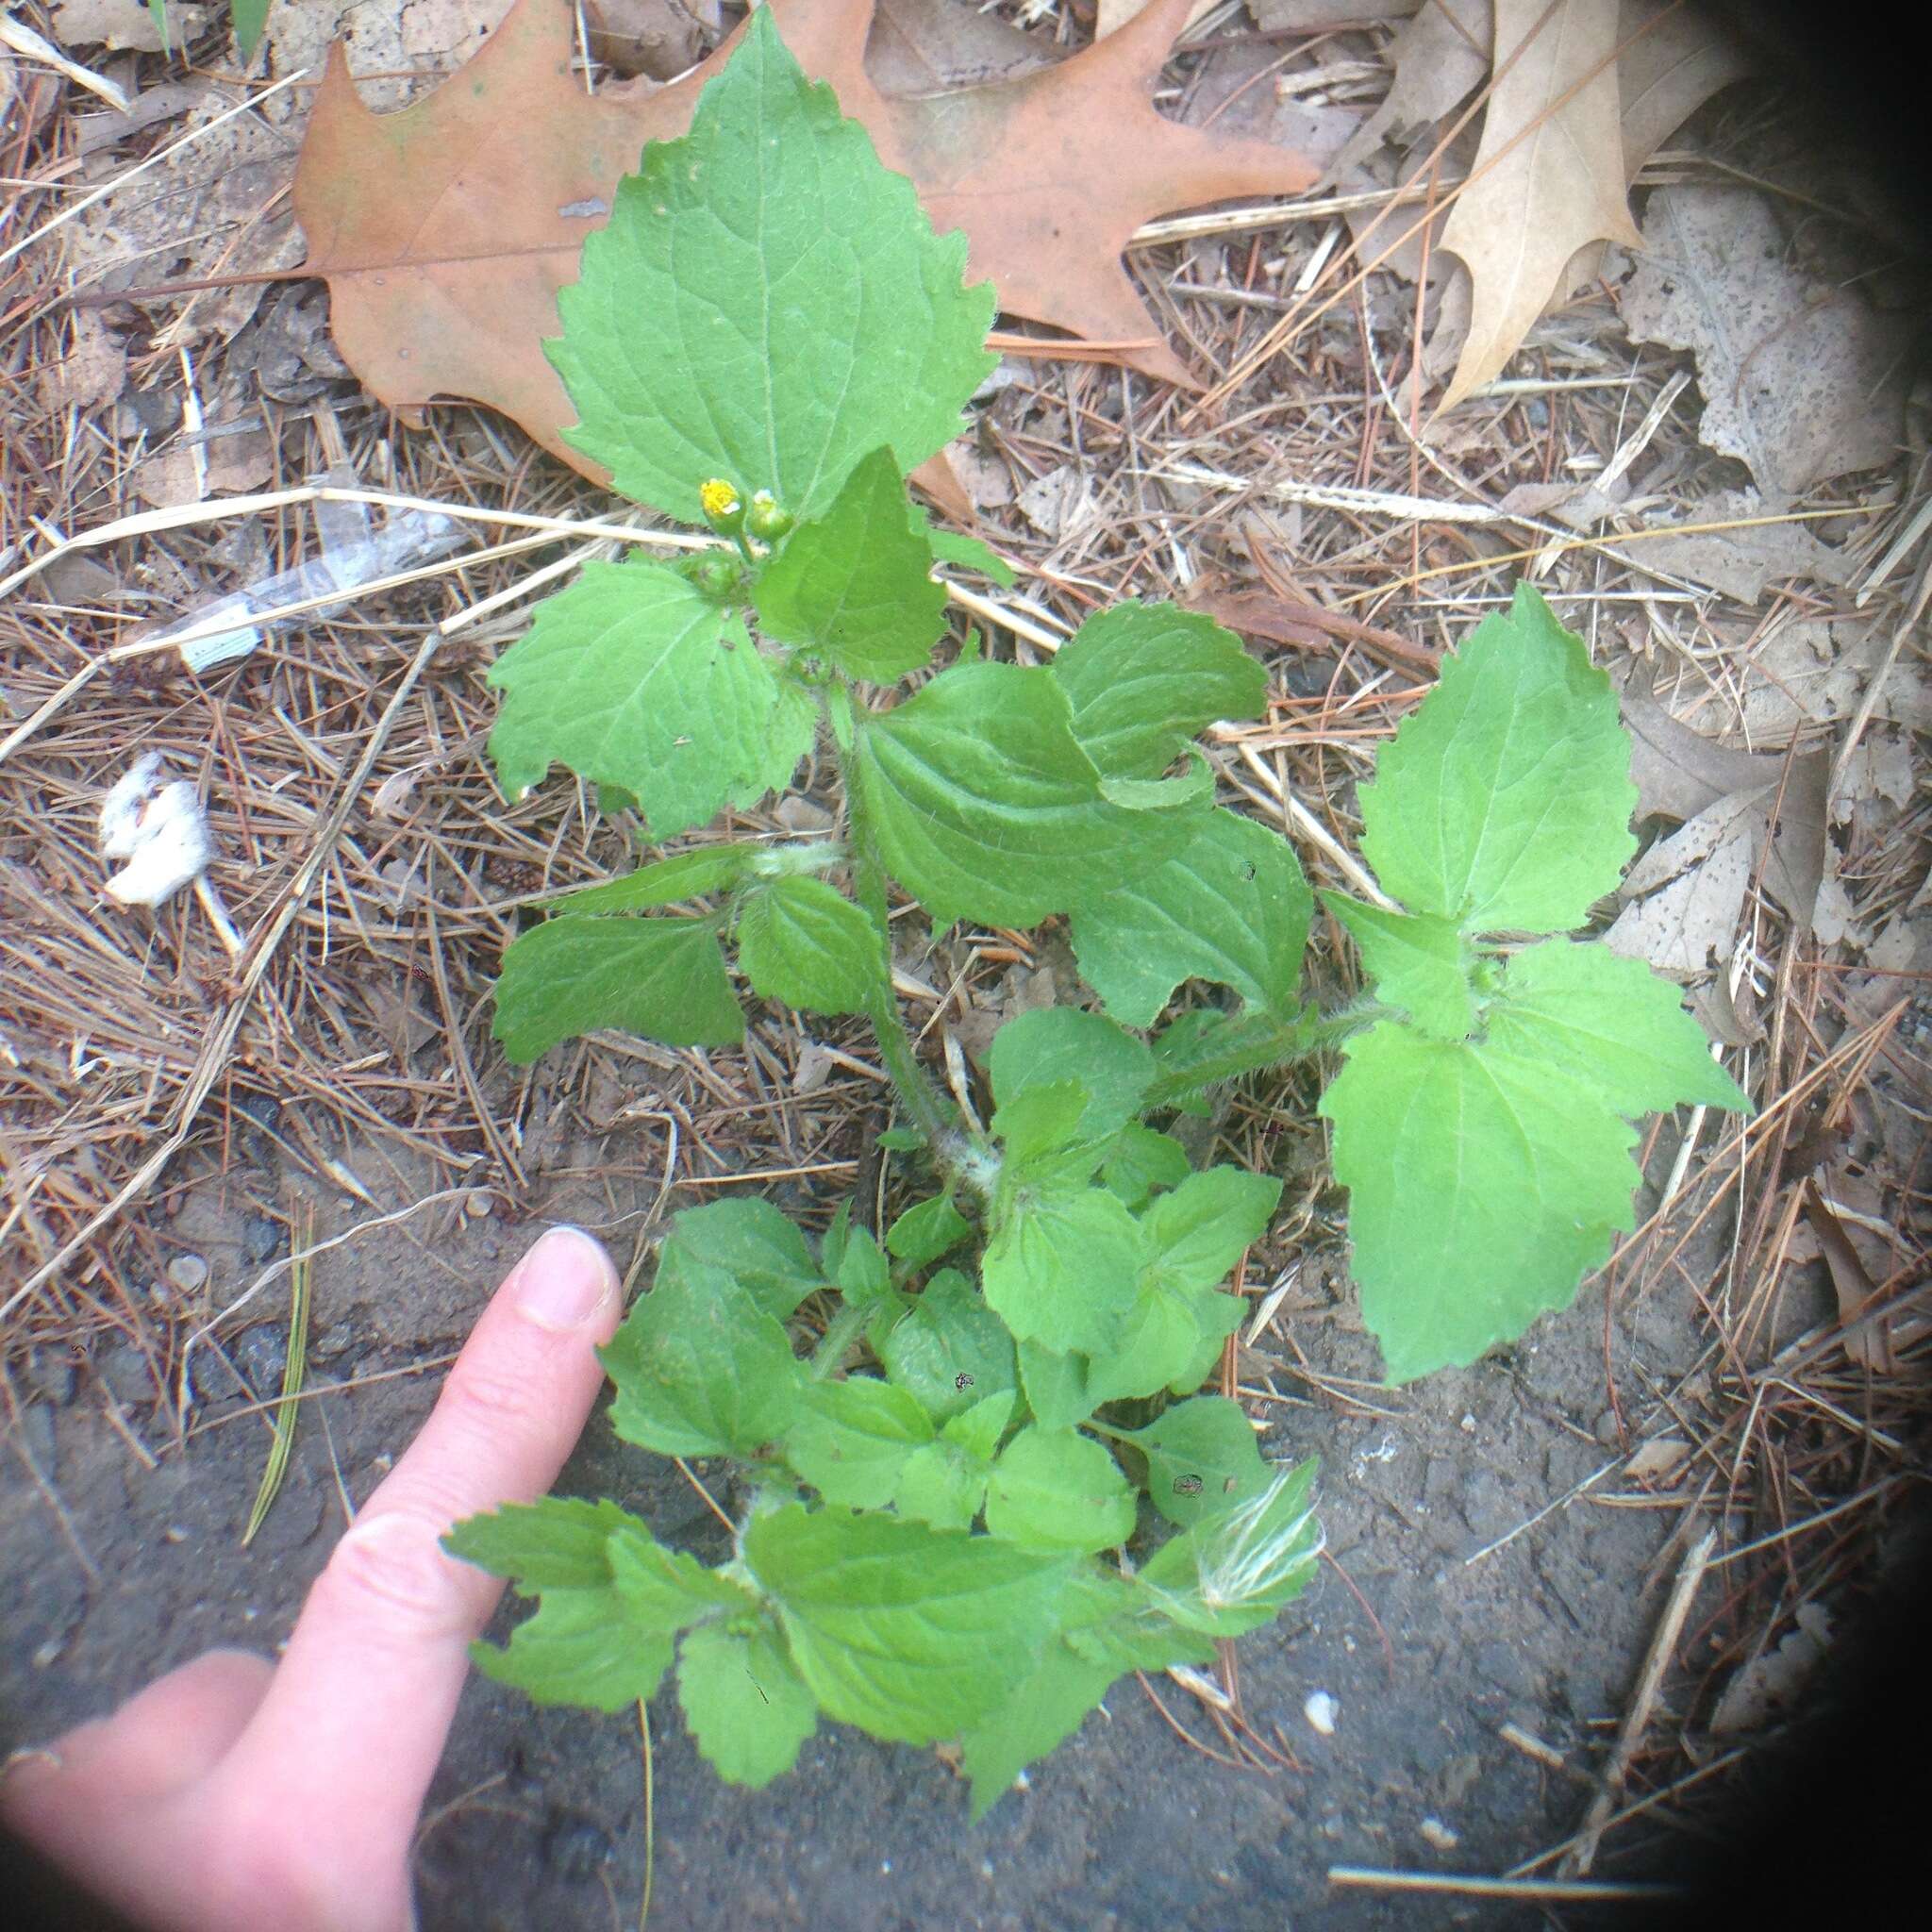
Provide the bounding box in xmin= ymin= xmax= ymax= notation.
xmin=699 ymin=477 xmax=743 ymax=528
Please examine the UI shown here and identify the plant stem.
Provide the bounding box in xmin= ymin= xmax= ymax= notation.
xmin=809 ymin=1299 xmax=874 ymax=1379
xmin=1141 ymin=996 xmax=1389 ymax=1112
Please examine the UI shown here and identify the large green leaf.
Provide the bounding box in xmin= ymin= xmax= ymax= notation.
xmin=1323 ymin=939 xmax=1750 ymax=1381
xmin=603 ymin=1253 xmax=803 ymax=1457
xmin=1484 ymin=940 xmax=1752 ymax=1114
xmin=487 ymin=559 xmax=785 ymax=836
xmin=984 ymin=1427 xmax=1137 ymax=1554
xmin=981 ymin=1184 xmax=1148 ymax=1357
xmin=1140 ymin=1167 xmax=1281 ymax=1299
xmin=1071 ymin=808 xmax=1310 ymax=1027
xmin=1016 ymin=1340 xmax=1095 ymax=1433
xmin=1049 ymin=601 xmax=1266 ymax=779
xmin=850 ymin=661 xmax=1201 ymax=930
xmin=1358 ymin=583 xmax=1636 ymax=933
xmin=446 ymin=1499 xmax=738 ymax=1713
xmin=891 ymin=1391 xmax=1012 ymax=1531
xmin=736 ymin=875 xmax=882 ymax=1015
xmin=743 ymin=1505 xmax=1074 ymax=1744
xmin=784 ymin=1376 xmax=934 ymax=1509
xmin=658 ymin=1198 xmax=824 ymax=1320
xmin=752 ymin=448 xmax=947 ymax=681
xmin=1323 ymin=894 xmax=1475 ymax=1041
xmin=988 ymin=1008 xmax=1154 ymax=1142
xmin=549 ymin=9 xmax=994 ymax=523
xmin=1127 ymin=1395 xmax=1277 ymax=1528
xmin=492 ymin=915 xmax=742 ymax=1062
xmin=677 ymin=1621 xmax=820 ymax=1788
xmin=878 ymin=1269 xmax=1017 ymax=1424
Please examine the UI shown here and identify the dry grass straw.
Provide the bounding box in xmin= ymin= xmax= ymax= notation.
xmin=2 ymin=8 xmax=1926 ymax=1880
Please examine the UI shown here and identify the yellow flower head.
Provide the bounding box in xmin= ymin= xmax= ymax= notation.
xmin=699 ymin=478 xmax=742 ymax=525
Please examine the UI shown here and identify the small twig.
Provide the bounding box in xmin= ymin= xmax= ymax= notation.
xmin=1328 ymin=1867 xmax=1684 ymax=1902
xmin=1562 ymin=1527 xmax=1716 ymax=1877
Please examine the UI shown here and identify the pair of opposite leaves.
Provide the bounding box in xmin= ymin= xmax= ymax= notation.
xmin=293 ymin=0 xmax=1320 ymax=482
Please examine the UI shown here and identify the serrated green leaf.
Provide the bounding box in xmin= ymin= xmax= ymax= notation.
xmin=1016 ymin=1340 xmax=1095 ymax=1433
xmin=1071 ymin=808 xmax=1311 ymax=1027
xmin=660 ymin=1198 xmax=824 ymax=1319
xmin=891 ymin=1388 xmax=1013 ymax=1529
xmin=1323 ymin=938 xmax=1748 ymax=1381
xmin=753 ymin=448 xmax=947 ymax=680
xmin=982 ymin=1184 xmax=1148 ymax=1357
xmin=1103 ymin=1124 xmax=1191 ymax=1211
xmin=784 ymin=1376 xmax=933 ymax=1508
xmin=734 ymin=676 xmax=820 ymax=808
xmin=989 ymin=1081 xmax=1101 ymax=1183
xmin=470 ymin=1591 xmax=674 ymax=1712
xmin=1140 ymin=1167 xmax=1281 ymax=1298
xmin=447 ymin=1500 xmax=716 ymax=1714
xmin=736 ymin=874 xmax=882 ymax=1015
xmin=1128 ymin=1395 xmax=1274 ymax=1528
xmin=550 ymin=842 xmax=759 ymax=916
xmin=487 ymin=560 xmax=783 ymax=836
xmin=492 ymin=915 xmax=742 ymax=1062
xmin=1358 ymin=582 xmax=1636 ymax=933
xmin=879 ymin=1269 xmax=1017 ymax=1424
xmin=884 ymin=1193 xmax=971 ymax=1269
xmin=1049 ymin=602 xmax=1266 ymax=780
xmin=959 ymin=1642 xmax=1122 ymax=1821
xmin=1135 ymin=1459 xmax=1322 ymax=1637
xmin=608 ymin=1524 xmax=756 ymax=1628
xmin=850 ymin=661 xmax=1200 ymax=931
xmin=924 ymin=524 xmax=1015 ymax=588
xmin=943 ymin=1388 xmax=1017 ymax=1461
xmin=989 ymin=1008 xmax=1154 ymax=1142
xmin=985 ymin=1427 xmax=1137 ymax=1553
xmin=549 ymin=8 xmax=994 ymax=523
xmin=743 ymin=1505 xmax=1074 ymax=1744
xmin=1485 ymin=941 xmax=1751 ymax=1114
xmin=892 ymin=1441 xmax=987 ymax=1532
xmin=835 ymin=1225 xmax=892 ymax=1306
xmin=1081 ymin=1277 xmax=1241 ymax=1410
xmin=604 ymin=1254 xmax=802 ymax=1457
xmin=1324 ymin=893 xmax=1476 ymax=1040
xmin=677 ymin=1621 xmax=820 ymax=1788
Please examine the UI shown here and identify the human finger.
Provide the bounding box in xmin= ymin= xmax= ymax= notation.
xmin=207 ymin=1225 xmax=619 ymax=1865
xmin=0 ymin=1649 xmax=273 ymax=1835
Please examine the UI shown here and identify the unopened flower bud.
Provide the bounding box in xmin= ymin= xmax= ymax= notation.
xmin=745 ymin=489 xmax=794 ymax=541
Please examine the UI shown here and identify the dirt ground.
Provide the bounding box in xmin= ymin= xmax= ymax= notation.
xmin=3 ymin=4 xmax=1929 ymax=1928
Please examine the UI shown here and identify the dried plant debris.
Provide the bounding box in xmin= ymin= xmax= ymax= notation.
xmin=1624 ymin=185 xmax=1911 ymax=504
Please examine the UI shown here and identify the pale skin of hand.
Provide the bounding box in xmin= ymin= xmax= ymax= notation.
xmin=1 ymin=1225 xmax=623 ymax=1932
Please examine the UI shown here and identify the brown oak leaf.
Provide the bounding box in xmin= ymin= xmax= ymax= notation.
xmin=292 ymin=0 xmax=1319 ymax=481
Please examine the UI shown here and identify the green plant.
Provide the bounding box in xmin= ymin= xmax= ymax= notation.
xmin=448 ymin=13 xmax=1748 ymax=1814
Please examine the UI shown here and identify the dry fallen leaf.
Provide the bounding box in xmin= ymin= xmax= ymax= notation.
xmin=1605 ymin=691 xmax=1827 ymax=975
xmin=50 ymin=0 xmax=211 ymax=53
xmin=1709 ymin=1604 xmax=1832 ymax=1738
xmin=1632 ymin=488 xmax=1850 ymax=603
xmin=293 ymin=0 xmax=1320 ymax=481
xmin=1435 ymin=0 xmax=1639 ymax=412
xmin=42 ymin=308 xmax=125 ymax=412
xmin=1623 ymin=185 xmax=1910 ymax=504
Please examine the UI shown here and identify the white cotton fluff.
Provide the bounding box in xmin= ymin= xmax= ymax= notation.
xmin=99 ymin=754 xmax=214 ymax=908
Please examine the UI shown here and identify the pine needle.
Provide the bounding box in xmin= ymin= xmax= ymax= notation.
xmin=242 ymin=1201 xmax=313 ymax=1547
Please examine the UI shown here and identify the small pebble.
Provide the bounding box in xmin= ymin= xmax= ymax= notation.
xmin=233 ymin=1324 xmax=289 ymax=1395
xmin=24 ymin=1348 xmax=75 ymax=1407
xmin=1592 ymin=1407 xmax=1621 ymax=1446
xmin=463 ymin=1188 xmax=496 ymax=1220
xmin=1304 ymin=1690 xmax=1340 ymax=1737
xmin=167 ymin=1254 xmax=209 ymax=1295
xmin=242 ymin=1212 xmax=286 ymax=1267
xmin=1420 ymin=1817 xmax=1459 ymax=1852
xmin=95 ymin=1339 xmax=155 ymax=1407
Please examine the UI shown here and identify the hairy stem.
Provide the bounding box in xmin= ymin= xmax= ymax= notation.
xmin=1141 ymin=996 xmax=1389 ymax=1112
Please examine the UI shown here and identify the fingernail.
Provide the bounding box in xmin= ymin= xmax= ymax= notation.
xmin=0 ymin=1745 xmax=61 ymax=1788
xmin=513 ymin=1225 xmax=617 ymax=1332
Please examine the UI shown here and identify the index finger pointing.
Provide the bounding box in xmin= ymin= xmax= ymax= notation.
xmin=210 ymin=1225 xmax=621 ymax=1868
